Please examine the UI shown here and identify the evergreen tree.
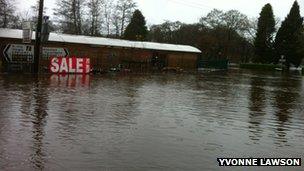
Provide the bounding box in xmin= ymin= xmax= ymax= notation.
xmin=113 ymin=0 xmax=136 ymax=37
xmin=253 ymin=3 xmax=275 ymax=63
xmin=124 ymin=10 xmax=148 ymax=41
xmin=274 ymin=1 xmax=304 ymax=68
xmin=294 ymin=29 xmax=304 ymax=66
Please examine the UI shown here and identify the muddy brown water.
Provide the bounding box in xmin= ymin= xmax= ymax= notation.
xmin=0 ymin=70 xmax=303 ymax=170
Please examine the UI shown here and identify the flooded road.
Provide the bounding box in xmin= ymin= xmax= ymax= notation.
xmin=0 ymin=70 xmax=303 ymax=170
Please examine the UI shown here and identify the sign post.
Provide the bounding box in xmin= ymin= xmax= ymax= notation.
xmin=33 ymin=0 xmax=44 ymax=73
xmin=22 ymin=21 xmax=32 ymax=44
xmin=3 ymin=44 xmax=68 ymax=63
xmin=41 ymin=16 xmax=50 ymax=43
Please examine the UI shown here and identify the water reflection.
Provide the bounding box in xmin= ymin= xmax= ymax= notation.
xmin=106 ymin=76 xmax=141 ymax=125
xmin=272 ymin=76 xmax=301 ymax=146
xmin=248 ymin=76 xmax=266 ymax=142
xmin=0 ymin=75 xmax=50 ymax=170
xmin=49 ymin=74 xmax=91 ymax=142
xmin=0 ymin=71 xmax=303 ymax=170
xmin=30 ymin=79 xmax=49 ymax=170
xmin=50 ymin=74 xmax=91 ymax=87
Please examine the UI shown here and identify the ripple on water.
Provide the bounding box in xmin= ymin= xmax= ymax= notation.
xmin=0 ymin=71 xmax=303 ymax=170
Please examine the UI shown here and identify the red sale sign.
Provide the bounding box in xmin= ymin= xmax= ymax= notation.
xmin=50 ymin=57 xmax=91 ymax=74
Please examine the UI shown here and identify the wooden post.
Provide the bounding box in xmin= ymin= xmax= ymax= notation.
xmin=33 ymin=0 xmax=44 ymax=73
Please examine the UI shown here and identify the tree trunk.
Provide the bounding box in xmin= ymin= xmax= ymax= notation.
xmin=120 ymin=7 xmax=126 ymax=36
xmin=72 ymin=0 xmax=77 ymax=34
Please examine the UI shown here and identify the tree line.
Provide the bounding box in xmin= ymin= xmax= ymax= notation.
xmin=0 ymin=0 xmax=137 ymax=37
xmin=254 ymin=1 xmax=304 ymax=68
xmin=137 ymin=1 xmax=304 ymax=67
xmin=0 ymin=0 xmax=303 ymax=66
xmin=147 ymin=9 xmax=258 ymax=63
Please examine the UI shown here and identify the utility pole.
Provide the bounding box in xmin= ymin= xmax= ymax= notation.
xmin=33 ymin=0 xmax=44 ymax=73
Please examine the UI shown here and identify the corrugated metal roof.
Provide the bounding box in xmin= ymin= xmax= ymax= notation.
xmin=0 ymin=28 xmax=201 ymax=53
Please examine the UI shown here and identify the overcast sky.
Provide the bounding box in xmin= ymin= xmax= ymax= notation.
xmin=17 ymin=0 xmax=304 ymax=24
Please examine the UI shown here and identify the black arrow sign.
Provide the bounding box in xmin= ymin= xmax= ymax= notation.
xmin=3 ymin=44 xmax=11 ymax=62
xmin=64 ymin=48 xmax=69 ymax=57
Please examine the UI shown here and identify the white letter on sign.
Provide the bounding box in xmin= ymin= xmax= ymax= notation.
xmin=60 ymin=58 xmax=68 ymax=73
xmin=76 ymin=58 xmax=83 ymax=73
xmin=69 ymin=58 xmax=75 ymax=73
xmin=50 ymin=58 xmax=59 ymax=73
xmin=85 ymin=58 xmax=90 ymax=73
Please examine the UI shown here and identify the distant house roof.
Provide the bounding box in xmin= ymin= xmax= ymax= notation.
xmin=0 ymin=28 xmax=201 ymax=53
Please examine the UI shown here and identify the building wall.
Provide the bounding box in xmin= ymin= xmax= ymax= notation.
xmin=0 ymin=38 xmax=198 ymax=72
xmin=167 ymin=53 xmax=198 ymax=69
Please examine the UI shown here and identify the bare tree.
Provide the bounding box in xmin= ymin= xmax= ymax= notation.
xmin=30 ymin=0 xmax=48 ymax=30
xmin=0 ymin=0 xmax=16 ymax=28
xmin=200 ymin=9 xmax=224 ymax=28
xmin=53 ymin=0 xmax=84 ymax=34
xmin=223 ymin=10 xmax=251 ymax=33
xmin=86 ymin=0 xmax=103 ymax=36
xmin=102 ymin=0 xmax=114 ymax=36
xmin=112 ymin=13 xmax=120 ymax=37
xmin=200 ymin=9 xmax=252 ymax=37
xmin=113 ymin=0 xmax=136 ymax=36
xmin=246 ymin=17 xmax=258 ymax=43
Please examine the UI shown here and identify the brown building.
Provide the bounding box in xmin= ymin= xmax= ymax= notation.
xmin=0 ymin=28 xmax=201 ymax=73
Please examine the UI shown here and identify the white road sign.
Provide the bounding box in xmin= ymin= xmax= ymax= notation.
xmin=22 ymin=21 xmax=32 ymax=44
xmin=3 ymin=44 xmax=69 ymax=63
xmin=42 ymin=47 xmax=69 ymax=59
xmin=3 ymin=44 xmax=34 ymax=63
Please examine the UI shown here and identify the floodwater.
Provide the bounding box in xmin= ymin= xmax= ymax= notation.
xmin=0 ymin=70 xmax=303 ymax=171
